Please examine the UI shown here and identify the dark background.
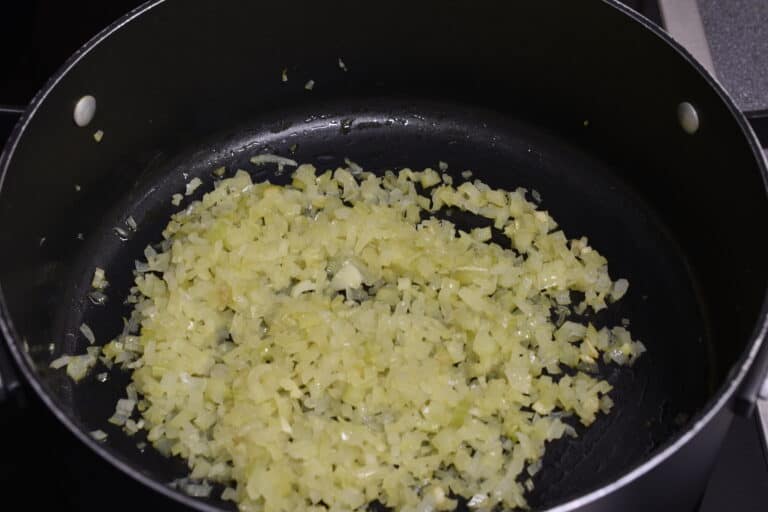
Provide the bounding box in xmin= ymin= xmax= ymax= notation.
xmin=0 ymin=1 xmax=766 ymax=511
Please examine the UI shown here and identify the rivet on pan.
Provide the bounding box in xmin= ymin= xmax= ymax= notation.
xmin=73 ymin=95 xmax=96 ymax=127
xmin=677 ymin=102 xmax=699 ymax=135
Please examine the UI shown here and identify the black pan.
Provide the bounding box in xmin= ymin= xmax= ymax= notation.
xmin=1 ymin=1 xmax=767 ymax=511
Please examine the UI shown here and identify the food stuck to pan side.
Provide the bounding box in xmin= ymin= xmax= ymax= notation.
xmin=54 ymin=161 xmax=645 ymax=511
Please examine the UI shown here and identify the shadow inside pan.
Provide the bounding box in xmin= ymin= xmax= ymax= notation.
xmin=48 ymin=99 xmax=712 ymax=510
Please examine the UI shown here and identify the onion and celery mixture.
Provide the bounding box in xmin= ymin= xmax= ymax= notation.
xmin=55 ymin=160 xmax=645 ymax=511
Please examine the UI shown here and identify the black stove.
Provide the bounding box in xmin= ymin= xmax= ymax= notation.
xmin=0 ymin=1 xmax=766 ymax=510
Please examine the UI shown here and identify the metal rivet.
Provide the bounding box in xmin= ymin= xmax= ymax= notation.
xmin=73 ymin=95 xmax=96 ymax=127
xmin=677 ymin=102 xmax=699 ymax=135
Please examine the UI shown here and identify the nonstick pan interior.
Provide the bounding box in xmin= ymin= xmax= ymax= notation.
xmin=40 ymin=99 xmax=712 ymax=510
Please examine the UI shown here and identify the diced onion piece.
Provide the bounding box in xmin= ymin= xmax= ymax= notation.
xmin=344 ymin=157 xmax=363 ymax=175
xmin=419 ymin=168 xmax=441 ymax=188
xmin=171 ymin=478 xmax=213 ymax=498
xmin=90 ymin=429 xmax=108 ymax=441
xmin=527 ymin=458 xmax=543 ymax=476
xmin=65 ymin=353 xmax=97 ymax=381
xmin=250 ymin=154 xmax=298 ymax=169
xmin=80 ymin=323 xmax=96 ymax=344
xmin=611 ymin=278 xmax=629 ymax=300
xmin=50 ymin=355 xmax=70 ymax=369
xmin=467 ymin=494 xmax=488 ymax=508
xmin=108 ymin=398 xmax=136 ymax=426
xmin=91 ymin=267 xmax=108 ymax=290
xmin=291 ymin=280 xmax=317 ymax=297
xmin=330 ymin=261 xmax=363 ymax=290
xmin=184 ymin=483 xmax=213 ymax=498
xmin=221 ymin=487 xmax=238 ymax=501
xmin=185 ymin=177 xmax=203 ymax=196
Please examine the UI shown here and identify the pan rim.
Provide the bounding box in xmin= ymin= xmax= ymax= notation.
xmin=0 ymin=0 xmax=767 ymax=510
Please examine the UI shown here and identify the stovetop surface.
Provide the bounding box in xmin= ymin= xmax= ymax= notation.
xmin=698 ymin=0 xmax=768 ymax=114
xmin=0 ymin=1 xmax=767 ymax=511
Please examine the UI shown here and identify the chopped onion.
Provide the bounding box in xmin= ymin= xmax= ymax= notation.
xmin=343 ymin=157 xmax=363 ymax=175
xmin=62 ymin=352 xmax=97 ymax=381
xmin=126 ymin=383 xmax=138 ymax=402
xmin=250 ymin=154 xmax=298 ymax=168
xmin=49 ymin=355 xmax=70 ymax=369
xmin=185 ymin=177 xmax=203 ymax=196
xmin=134 ymin=260 xmax=150 ymax=273
xmin=184 ymin=483 xmax=213 ymax=498
xmin=90 ymin=429 xmax=108 ymax=442
xmin=221 ymin=487 xmax=238 ymax=501
xmin=91 ymin=267 xmax=108 ymax=290
xmin=79 ymin=323 xmax=96 ymax=344
xmin=124 ymin=418 xmax=144 ymax=435
xmin=467 ymin=494 xmax=488 ymax=508
xmin=170 ymin=478 xmax=213 ymax=498
xmin=330 ymin=261 xmax=363 ymax=290
xmin=527 ymin=458 xmax=543 ymax=476
xmin=611 ymin=278 xmax=629 ymax=300
xmin=108 ymin=398 xmax=136 ymax=426
xmin=97 ymin=161 xmax=643 ymax=512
